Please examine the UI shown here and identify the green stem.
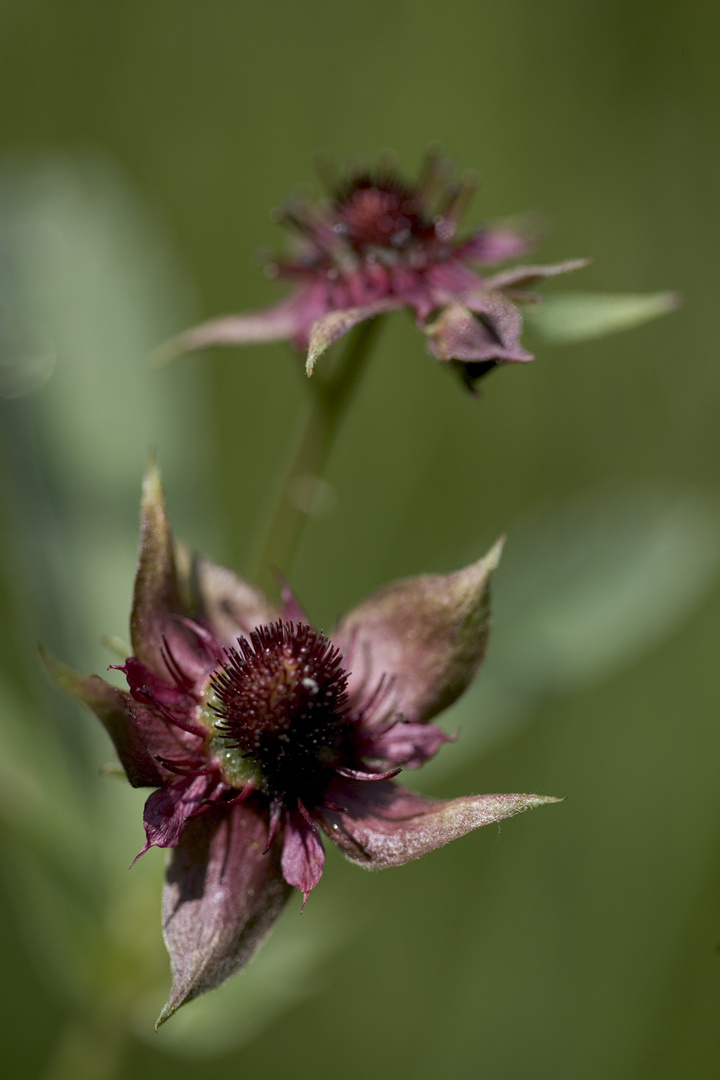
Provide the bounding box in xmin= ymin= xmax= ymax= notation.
xmin=246 ymin=316 xmax=383 ymax=586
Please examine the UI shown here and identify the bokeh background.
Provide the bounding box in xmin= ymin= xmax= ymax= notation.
xmin=1 ymin=2 xmax=719 ymax=1078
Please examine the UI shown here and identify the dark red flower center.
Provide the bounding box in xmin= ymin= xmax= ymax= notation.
xmin=335 ymin=177 xmax=434 ymax=251
xmin=210 ymin=622 xmax=351 ymax=802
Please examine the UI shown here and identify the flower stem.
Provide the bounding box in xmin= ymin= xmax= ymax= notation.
xmin=246 ymin=316 xmax=384 ymax=586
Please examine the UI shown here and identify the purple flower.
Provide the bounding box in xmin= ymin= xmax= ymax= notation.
xmin=161 ymin=149 xmax=587 ymax=391
xmin=46 ymin=464 xmax=560 ymax=1024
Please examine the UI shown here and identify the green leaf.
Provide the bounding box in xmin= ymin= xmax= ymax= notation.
xmin=524 ymin=290 xmax=680 ymax=344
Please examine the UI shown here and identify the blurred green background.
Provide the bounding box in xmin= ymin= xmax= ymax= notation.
xmin=1 ymin=2 xmax=719 ymax=1078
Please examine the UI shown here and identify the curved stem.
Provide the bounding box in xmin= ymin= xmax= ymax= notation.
xmin=246 ymin=316 xmax=383 ymax=587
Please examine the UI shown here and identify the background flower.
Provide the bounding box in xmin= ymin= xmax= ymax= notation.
xmin=160 ymin=151 xmax=587 ymax=392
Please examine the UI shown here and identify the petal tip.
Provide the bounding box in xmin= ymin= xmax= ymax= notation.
xmin=482 ymin=534 xmax=506 ymax=574
xmin=453 ymin=534 xmax=505 ymax=597
xmin=155 ymin=998 xmax=178 ymax=1031
xmin=305 ymin=349 xmax=318 ymax=377
xmin=524 ymin=793 xmax=566 ymax=808
xmin=141 ymin=452 xmax=163 ymax=509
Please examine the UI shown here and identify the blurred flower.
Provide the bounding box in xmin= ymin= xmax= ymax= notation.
xmin=159 ymin=149 xmax=587 ymax=391
xmin=45 ymin=464 xmax=560 ymax=1025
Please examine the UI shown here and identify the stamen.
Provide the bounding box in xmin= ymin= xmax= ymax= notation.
xmin=355 ymin=672 xmax=396 ymax=727
xmin=336 ymin=765 xmax=402 ymax=782
xmin=154 ymin=755 xmax=216 ymax=776
xmin=297 ymin=797 xmax=318 ymax=831
xmin=223 ymin=782 xmax=256 ymax=806
xmin=160 ymin=637 xmax=197 ymax=696
xmin=176 ymin=616 xmax=224 ymax=662
xmin=134 ymin=680 xmax=207 ymax=738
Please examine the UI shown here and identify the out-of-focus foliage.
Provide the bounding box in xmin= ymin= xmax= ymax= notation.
xmin=524 ymin=290 xmax=681 ymax=345
xmin=1 ymin=3 xmax=719 ymax=1079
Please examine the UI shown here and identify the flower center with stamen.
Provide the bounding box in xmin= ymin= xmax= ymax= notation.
xmin=210 ymin=622 xmax=351 ymax=802
xmin=335 ymin=177 xmax=434 ymax=251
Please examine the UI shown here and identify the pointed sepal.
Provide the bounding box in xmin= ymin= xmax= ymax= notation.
xmin=157 ymin=801 xmax=292 ymax=1028
xmin=425 ymin=300 xmax=534 ymax=364
xmin=305 ymin=300 xmax=399 ymax=375
xmin=320 ymin=779 xmax=563 ymax=868
xmin=40 ymin=646 xmax=166 ymax=787
xmin=334 ymin=538 xmax=504 ymax=725
xmin=130 ymin=458 xmax=183 ymax=677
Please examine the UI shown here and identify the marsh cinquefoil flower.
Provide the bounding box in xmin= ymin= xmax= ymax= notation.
xmin=162 ymin=149 xmax=587 ymax=390
xmin=46 ymin=466 xmax=560 ymax=1024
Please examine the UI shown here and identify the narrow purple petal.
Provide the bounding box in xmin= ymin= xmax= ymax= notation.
xmin=360 ymin=719 xmax=453 ymax=769
xmin=319 ymin=779 xmax=562 ymax=869
xmin=334 ymin=539 xmax=503 ymax=727
xmin=455 ymin=227 xmax=537 ymax=266
xmin=305 ymin=299 xmax=402 ymax=375
xmin=281 ymin=812 xmax=326 ymax=904
xmin=274 ymin=571 xmax=309 ymax=624
xmin=158 ymin=801 xmax=291 ymax=1027
xmin=139 ymin=775 xmax=218 ymax=857
xmin=484 ymin=257 xmax=590 ymax=291
xmin=122 ymin=656 xmax=190 ymax=711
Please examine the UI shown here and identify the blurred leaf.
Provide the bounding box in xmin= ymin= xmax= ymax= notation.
xmin=0 ymin=157 xmax=215 ymax=678
xmin=425 ymin=488 xmax=719 ymax=778
xmin=0 ymin=157 xmax=214 ymax=1040
xmin=0 ymin=676 xmax=95 ymax=884
xmin=524 ymin=290 xmax=680 ymax=344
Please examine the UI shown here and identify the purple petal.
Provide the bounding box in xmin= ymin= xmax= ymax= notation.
xmin=484 ymin=257 xmax=590 ymax=291
xmin=158 ymin=800 xmax=291 ymax=1027
xmin=423 ymin=259 xmax=484 ymax=298
xmin=425 ymin=299 xmax=534 ymax=364
xmin=175 ymin=542 xmax=279 ymax=645
xmin=360 ymin=719 xmax=453 ymax=769
xmin=275 ymin=573 xmax=309 ymax=625
xmin=334 ymin=539 xmax=504 ymax=727
xmin=281 ymin=812 xmax=326 ymax=904
xmin=319 ymin=780 xmax=562 ymax=869
xmin=138 ymin=775 xmax=218 ymax=857
xmin=40 ymin=647 xmax=179 ymax=787
xmin=455 ymin=226 xmax=537 ymax=266
xmin=305 ymin=299 xmax=401 ymax=375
